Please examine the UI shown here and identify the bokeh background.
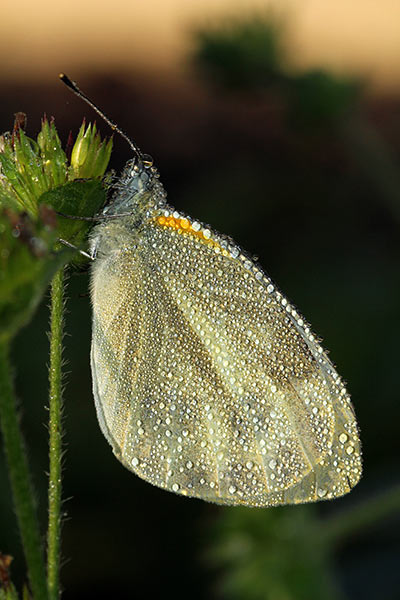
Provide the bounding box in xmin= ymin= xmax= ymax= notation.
xmin=1 ymin=1 xmax=400 ymax=599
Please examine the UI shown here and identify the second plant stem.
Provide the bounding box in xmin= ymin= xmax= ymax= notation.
xmin=47 ymin=268 xmax=65 ymax=600
xmin=0 ymin=342 xmax=48 ymax=600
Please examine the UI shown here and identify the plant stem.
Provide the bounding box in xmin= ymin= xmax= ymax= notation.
xmin=320 ymin=484 xmax=400 ymax=547
xmin=0 ymin=342 xmax=48 ymax=600
xmin=47 ymin=269 xmax=65 ymax=600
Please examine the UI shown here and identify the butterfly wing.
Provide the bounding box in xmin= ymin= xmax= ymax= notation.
xmin=90 ymin=210 xmax=362 ymax=506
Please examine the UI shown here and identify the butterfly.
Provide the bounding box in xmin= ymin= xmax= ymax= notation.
xmin=61 ymin=75 xmax=362 ymax=507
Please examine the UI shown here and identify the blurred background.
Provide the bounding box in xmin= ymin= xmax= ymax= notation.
xmin=1 ymin=1 xmax=399 ymax=599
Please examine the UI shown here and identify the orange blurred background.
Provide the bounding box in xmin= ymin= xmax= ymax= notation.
xmin=1 ymin=0 xmax=399 ymax=92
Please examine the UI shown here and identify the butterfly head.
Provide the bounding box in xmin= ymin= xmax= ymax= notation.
xmin=102 ymin=152 xmax=165 ymax=218
xmin=123 ymin=153 xmax=158 ymax=193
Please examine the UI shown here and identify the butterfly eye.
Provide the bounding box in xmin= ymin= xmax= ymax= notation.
xmin=142 ymin=154 xmax=154 ymax=168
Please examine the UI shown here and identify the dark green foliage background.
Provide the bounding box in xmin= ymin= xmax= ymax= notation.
xmin=0 ymin=18 xmax=399 ymax=600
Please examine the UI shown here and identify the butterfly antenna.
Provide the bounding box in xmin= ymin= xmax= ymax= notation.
xmin=59 ymin=73 xmax=143 ymax=162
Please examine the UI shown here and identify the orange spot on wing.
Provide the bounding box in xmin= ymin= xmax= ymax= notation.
xmin=154 ymin=215 xmax=229 ymax=256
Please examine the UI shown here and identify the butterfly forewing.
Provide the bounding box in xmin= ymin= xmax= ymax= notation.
xmin=90 ymin=207 xmax=362 ymax=507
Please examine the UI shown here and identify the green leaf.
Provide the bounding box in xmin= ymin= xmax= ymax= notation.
xmin=39 ymin=179 xmax=107 ymax=250
xmin=0 ymin=210 xmax=73 ymax=343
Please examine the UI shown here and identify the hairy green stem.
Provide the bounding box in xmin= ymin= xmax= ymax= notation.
xmin=47 ymin=269 xmax=65 ymax=600
xmin=0 ymin=342 xmax=48 ymax=600
xmin=320 ymin=484 xmax=400 ymax=546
